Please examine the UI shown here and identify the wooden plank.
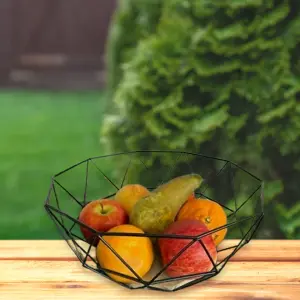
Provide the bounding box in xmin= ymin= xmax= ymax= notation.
xmin=0 ymin=261 xmax=300 ymax=299
xmin=0 ymin=283 xmax=299 ymax=300
xmin=1 ymin=0 xmax=116 ymax=89
xmin=0 ymin=0 xmax=13 ymax=82
xmin=62 ymin=0 xmax=117 ymax=55
xmin=1 ymin=260 xmax=300 ymax=285
xmin=8 ymin=69 xmax=106 ymax=90
xmin=1 ymin=240 xmax=300 ymax=261
xmin=14 ymin=0 xmax=116 ymax=69
xmin=0 ymin=0 xmax=13 ymax=55
xmin=1 ymin=240 xmax=300 ymax=299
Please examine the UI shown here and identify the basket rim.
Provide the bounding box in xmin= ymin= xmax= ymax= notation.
xmin=51 ymin=149 xmax=264 ymax=183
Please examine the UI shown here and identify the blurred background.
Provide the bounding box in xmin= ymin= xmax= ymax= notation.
xmin=0 ymin=0 xmax=299 ymax=240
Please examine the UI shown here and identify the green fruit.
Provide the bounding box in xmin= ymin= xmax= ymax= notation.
xmin=129 ymin=174 xmax=203 ymax=234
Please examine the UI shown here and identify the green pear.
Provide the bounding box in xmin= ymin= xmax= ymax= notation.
xmin=129 ymin=174 xmax=203 ymax=234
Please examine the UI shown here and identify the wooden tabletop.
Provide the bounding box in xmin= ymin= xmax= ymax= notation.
xmin=0 ymin=239 xmax=299 ymax=300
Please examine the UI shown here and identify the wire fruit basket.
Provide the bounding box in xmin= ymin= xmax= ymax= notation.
xmin=44 ymin=150 xmax=264 ymax=292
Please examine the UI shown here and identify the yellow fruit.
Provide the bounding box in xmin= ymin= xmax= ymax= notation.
xmin=115 ymin=184 xmax=150 ymax=215
xmin=130 ymin=174 xmax=203 ymax=234
xmin=96 ymin=224 xmax=154 ymax=283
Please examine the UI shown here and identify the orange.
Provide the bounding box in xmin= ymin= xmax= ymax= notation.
xmin=96 ymin=224 xmax=154 ymax=283
xmin=115 ymin=184 xmax=150 ymax=215
xmin=176 ymin=198 xmax=227 ymax=246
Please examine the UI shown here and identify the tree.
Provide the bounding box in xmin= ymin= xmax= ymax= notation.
xmin=102 ymin=0 xmax=300 ymax=239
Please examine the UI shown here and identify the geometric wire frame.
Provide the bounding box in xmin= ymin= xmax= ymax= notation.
xmin=44 ymin=150 xmax=264 ymax=292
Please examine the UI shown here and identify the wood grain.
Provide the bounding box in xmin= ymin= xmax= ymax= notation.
xmin=0 ymin=240 xmax=300 ymax=300
xmin=1 ymin=240 xmax=300 ymax=261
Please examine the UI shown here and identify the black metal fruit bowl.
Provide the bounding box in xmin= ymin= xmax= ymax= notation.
xmin=44 ymin=150 xmax=264 ymax=292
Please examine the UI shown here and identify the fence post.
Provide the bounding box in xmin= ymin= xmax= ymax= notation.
xmin=0 ymin=0 xmax=14 ymax=85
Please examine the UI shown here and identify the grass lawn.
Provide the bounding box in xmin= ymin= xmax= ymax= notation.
xmin=0 ymin=89 xmax=112 ymax=239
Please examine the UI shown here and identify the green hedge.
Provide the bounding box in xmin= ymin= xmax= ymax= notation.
xmin=105 ymin=0 xmax=163 ymax=96
xmin=102 ymin=0 xmax=300 ymax=239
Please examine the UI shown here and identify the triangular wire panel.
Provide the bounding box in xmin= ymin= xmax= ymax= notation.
xmin=73 ymin=237 xmax=97 ymax=262
xmin=69 ymin=219 xmax=89 ymax=244
xmin=199 ymin=161 xmax=235 ymax=211
xmin=46 ymin=206 xmax=82 ymax=260
xmin=91 ymin=154 xmax=131 ymax=187
xmin=52 ymin=180 xmax=83 ymax=227
xmin=113 ymin=153 xmax=153 ymax=189
xmin=224 ymin=211 xmax=257 ymax=241
xmin=169 ymin=153 xmax=214 ymax=185
xmin=199 ymin=160 xmax=230 ymax=195
xmin=54 ymin=160 xmax=88 ymax=205
xmin=227 ymin=192 xmax=262 ymax=240
xmin=129 ymin=254 xmax=214 ymax=292
xmin=96 ymin=265 xmax=143 ymax=285
xmin=215 ymin=239 xmax=243 ymax=273
xmin=153 ymin=273 xmax=207 ymax=292
xmin=175 ymin=154 xmax=234 ymax=212
xmin=244 ymin=213 xmax=264 ymax=242
xmin=45 ymin=183 xmax=54 ymax=206
xmin=253 ymin=185 xmax=264 ymax=216
xmin=70 ymin=236 xmax=95 ymax=264
xmin=46 ymin=183 xmax=64 ymax=224
xmin=82 ymin=263 xmax=133 ymax=290
xmin=86 ymin=157 xmax=127 ymax=201
xmin=216 ymin=238 xmax=249 ymax=274
xmin=229 ymin=163 xmax=262 ymax=215
xmin=216 ymin=239 xmax=240 ymax=263
xmin=119 ymin=151 xmax=185 ymax=190
xmin=172 ymin=273 xmax=215 ymax=292
xmin=153 ymin=152 xmax=186 ymax=187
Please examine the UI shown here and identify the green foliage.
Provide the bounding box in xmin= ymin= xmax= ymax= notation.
xmin=275 ymin=202 xmax=300 ymax=239
xmin=105 ymin=0 xmax=163 ymax=96
xmin=102 ymin=0 xmax=300 ymax=239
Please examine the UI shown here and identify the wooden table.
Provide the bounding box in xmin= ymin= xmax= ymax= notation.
xmin=0 ymin=240 xmax=299 ymax=300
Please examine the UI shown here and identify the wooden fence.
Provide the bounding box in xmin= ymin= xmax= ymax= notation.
xmin=0 ymin=0 xmax=117 ymax=89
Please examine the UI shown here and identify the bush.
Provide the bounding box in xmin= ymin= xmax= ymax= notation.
xmin=105 ymin=0 xmax=163 ymax=96
xmin=102 ymin=0 xmax=300 ymax=239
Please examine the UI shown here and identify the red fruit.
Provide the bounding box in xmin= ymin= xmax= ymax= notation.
xmin=79 ymin=199 xmax=128 ymax=246
xmin=158 ymin=219 xmax=217 ymax=277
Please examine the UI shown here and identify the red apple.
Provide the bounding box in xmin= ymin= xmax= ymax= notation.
xmin=78 ymin=199 xmax=128 ymax=246
xmin=158 ymin=219 xmax=217 ymax=277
